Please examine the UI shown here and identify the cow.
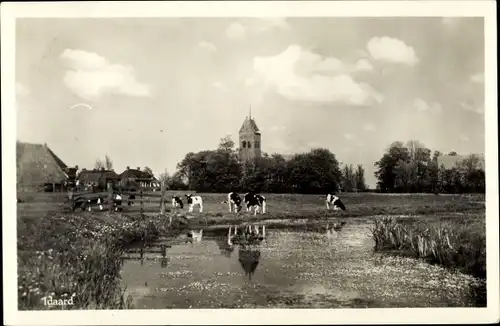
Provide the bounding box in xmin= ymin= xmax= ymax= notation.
xmin=172 ymin=195 xmax=184 ymax=209
xmin=85 ymin=197 xmax=105 ymax=211
xmin=128 ymin=193 xmax=136 ymax=206
xmin=113 ymin=194 xmax=123 ymax=211
xmin=185 ymin=194 xmax=203 ymax=213
xmin=222 ymin=192 xmax=243 ymax=213
xmin=244 ymin=192 xmax=266 ymax=215
xmin=325 ymin=194 xmax=346 ymax=211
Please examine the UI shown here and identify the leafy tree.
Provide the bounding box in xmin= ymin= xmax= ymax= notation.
xmin=142 ymin=166 xmax=154 ymax=176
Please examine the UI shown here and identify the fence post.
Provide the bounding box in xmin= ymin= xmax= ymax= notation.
xmin=140 ymin=189 xmax=144 ymax=220
xmin=107 ymin=182 xmax=114 ymax=212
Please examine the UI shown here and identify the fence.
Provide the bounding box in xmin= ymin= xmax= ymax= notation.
xmin=69 ymin=188 xmax=172 ymax=216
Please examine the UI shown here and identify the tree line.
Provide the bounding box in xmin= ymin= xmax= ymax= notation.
xmin=374 ymin=140 xmax=485 ymax=193
xmin=164 ymin=136 xmax=366 ymax=194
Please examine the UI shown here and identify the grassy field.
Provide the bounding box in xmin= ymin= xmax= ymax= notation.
xmin=16 ymin=191 xmax=486 ymax=309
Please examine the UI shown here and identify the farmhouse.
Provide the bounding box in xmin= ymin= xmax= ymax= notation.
xmin=17 ymin=141 xmax=75 ymax=192
xmin=437 ymin=154 xmax=485 ymax=170
xmin=77 ymin=168 xmax=120 ymax=191
xmin=119 ymin=166 xmax=160 ymax=190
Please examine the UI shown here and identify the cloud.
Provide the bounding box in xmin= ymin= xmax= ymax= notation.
xmin=252 ymin=45 xmax=383 ymax=105
xmin=226 ymin=18 xmax=290 ymax=40
xmin=413 ymin=98 xmax=442 ymax=113
xmin=470 ymin=73 xmax=484 ymax=84
xmin=343 ymin=133 xmax=355 ymax=140
xmin=60 ymin=49 xmax=151 ymax=101
xmin=199 ymin=41 xmax=217 ymax=52
xmin=16 ymin=82 xmax=29 ymax=97
xmin=354 ymin=59 xmax=373 ymax=72
xmin=460 ymin=101 xmax=484 ymax=114
xmin=367 ymin=36 xmax=419 ymax=66
xmin=362 ymin=123 xmax=376 ymax=131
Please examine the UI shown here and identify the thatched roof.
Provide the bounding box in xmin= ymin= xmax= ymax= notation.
xmin=437 ymin=154 xmax=485 ymax=170
xmin=239 ymin=117 xmax=260 ymax=134
xmin=17 ymin=142 xmax=69 ymax=186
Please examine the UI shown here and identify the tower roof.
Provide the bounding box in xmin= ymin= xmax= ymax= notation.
xmin=239 ymin=117 xmax=260 ymax=134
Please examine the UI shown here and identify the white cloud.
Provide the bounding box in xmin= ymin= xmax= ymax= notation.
xmin=459 ymin=134 xmax=470 ymax=142
xmin=16 ymin=82 xmax=29 ymax=97
xmin=226 ymin=18 xmax=290 ymax=40
xmin=367 ymin=36 xmax=419 ymax=66
xmin=252 ymin=45 xmax=383 ymax=106
xmin=460 ymin=101 xmax=484 ymax=114
xmin=470 ymin=73 xmax=484 ymax=84
xmin=343 ymin=133 xmax=355 ymax=140
xmin=413 ymin=98 xmax=442 ymax=113
xmin=354 ymin=59 xmax=373 ymax=72
xmin=362 ymin=123 xmax=376 ymax=131
xmin=199 ymin=41 xmax=217 ymax=52
xmin=226 ymin=22 xmax=249 ymax=40
xmin=60 ymin=49 xmax=151 ymax=101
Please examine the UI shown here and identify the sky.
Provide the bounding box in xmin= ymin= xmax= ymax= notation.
xmin=15 ymin=17 xmax=485 ymax=188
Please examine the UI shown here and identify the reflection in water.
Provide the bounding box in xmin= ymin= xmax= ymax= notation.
xmin=227 ymin=224 xmax=266 ymax=281
xmin=238 ymin=246 xmax=261 ymax=281
xmin=160 ymin=257 xmax=168 ymax=268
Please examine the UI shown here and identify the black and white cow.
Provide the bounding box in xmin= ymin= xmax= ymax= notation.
xmin=325 ymin=194 xmax=346 ymax=211
xmin=222 ymin=192 xmax=243 ymax=213
xmin=185 ymin=194 xmax=203 ymax=213
xmin=172 ymin=195 xmax=184 ymax=209
xmin=244 ymin=192 xmax=266 ymax=215
xmin=113 ymin=194 xmax=123 ymax=211
xmin=85 ymin=197 xmax=105 ymax=211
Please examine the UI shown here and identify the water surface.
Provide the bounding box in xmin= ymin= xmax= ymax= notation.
xmin=121 ymin=223 xmax=482 ymax=308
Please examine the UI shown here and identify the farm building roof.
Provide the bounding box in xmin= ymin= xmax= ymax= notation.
xmin=119 ymin=167 xmax=155 ymax=181
xmin=239 ymin=117 xmax=260 ymax=134
xmin=77 ymin=169 xmax=120 ymax=183
xmin=17 ymin=142 xmax=69 ymax=187
xmin=437 ymin=154 xmax=485 ymax=170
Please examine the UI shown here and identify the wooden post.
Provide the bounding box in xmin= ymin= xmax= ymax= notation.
xmin=140 ymin=189 xmax=144 ymax=220
xmin=107 ymin=181 xmax=114 ymax=212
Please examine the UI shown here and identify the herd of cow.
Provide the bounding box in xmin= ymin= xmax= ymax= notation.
xmin=69 ymin=190 xmax=347 ymax=214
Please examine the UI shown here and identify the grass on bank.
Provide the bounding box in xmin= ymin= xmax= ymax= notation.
xmin=17 ymin=210 xmax=186 ymax=310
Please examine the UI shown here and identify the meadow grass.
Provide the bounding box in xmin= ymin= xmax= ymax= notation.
xmin=17 ymin=191 xmax=485 ymax=309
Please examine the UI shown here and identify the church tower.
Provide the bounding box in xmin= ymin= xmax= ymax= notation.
xmin=239 ymin=108 xmax=261 ymax=163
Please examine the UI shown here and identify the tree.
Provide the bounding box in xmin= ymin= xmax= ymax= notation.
xmin=341 ymin=164 xmax=356 ymax=192
xmin=218 ymin=135 xmax=235 ymax=152
xmin=104 ymin=154 xmax=113 ymax=170
xmin=143 ymin=166 xmax=154 ymax=176
xmin=287 ymin=148 xmax=342 ymax=194
xmin=374 ymin=141 xmax=410 ymax=192
xmin=158 ymin=170 xmax=171 ymax=215
xmin=94 ymin=158 xmax=105 ymax=170
xmin=354 ymin=164 xmax=367 ymax=191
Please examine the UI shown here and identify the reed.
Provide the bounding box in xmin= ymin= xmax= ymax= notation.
xmin=371 ymin=216 xmax=486 ymax=279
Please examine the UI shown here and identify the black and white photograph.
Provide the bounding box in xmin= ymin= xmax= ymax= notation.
xmin=2 ymin=1 xmax=498 ymax=325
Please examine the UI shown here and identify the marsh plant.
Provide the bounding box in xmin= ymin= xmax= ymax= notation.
xmin=371 ymin=216 xmax=486 ymax=279
xmin=17 ymin=212 xmax=184 ymax=310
